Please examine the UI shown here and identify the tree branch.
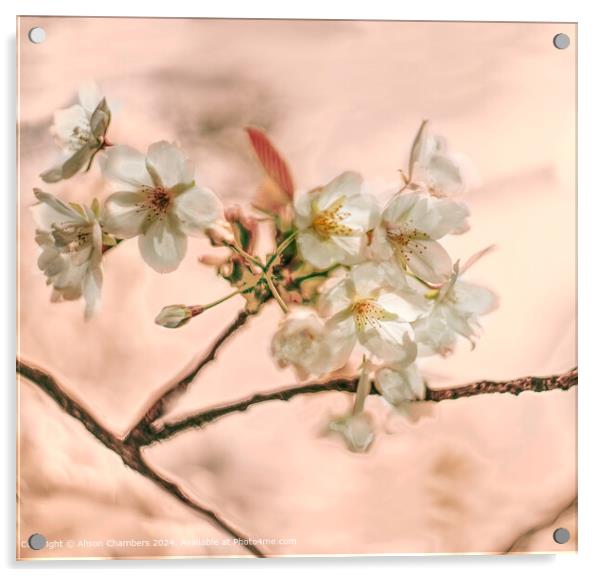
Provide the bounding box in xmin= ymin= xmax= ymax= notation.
xmin=16 ymin=358 xmax=266 ymax=558
xmin=16 ymin=354 xmax=577 ymax=558
xmin=125 ymin=310 xmax=253 ymax=444
xmin=141 ymin=367 xmax=578 ymax=445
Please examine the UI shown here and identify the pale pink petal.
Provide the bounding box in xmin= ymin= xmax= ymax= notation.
xmin=138 ymin=216 xmax=187 ymax=273
xmin=101 ymin=145 xmax=153 ymax=190
xmin=173 ymin=185 xmax=222 ymax=236
xmin=147 ymin=141 xmax=194 ymax=189
xmin=102 ymin=191 xmax=148 ymax=238
xmin=405 ymin=238 xmax=452 ymax=285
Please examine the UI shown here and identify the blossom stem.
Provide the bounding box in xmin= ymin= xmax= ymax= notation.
xmin=202 ymin=286 xmax=251 ymax=311
xmin=226 ymin=241 xmax=264 ymax=270
xmin=265 ymin=273 xmax=289 ymax=313
xmin=258 ymin=231 xmax=299 ymax=313
xmin=266 ymin=231 xmax=298 ymax=269
xmin=292 ymin=264 xmax=340 ymax=286
xmin=352 ymin=356 xmax=371 ymax=415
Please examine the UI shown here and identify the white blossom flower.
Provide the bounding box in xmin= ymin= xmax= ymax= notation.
xmin=32 ymin=189 xmax=103 ymax=317
xmin=271 ymin=310 xmax=333 ymax=379
xmin=370 ymin=191 xmax=469 ymax=285
xmin=329 ymin=412 xmax=374 ymax=453
xmin=408 ymin=120 xmax=469 ymax=198
xmin=294 ymin=171 xmax=378 ymax=269
xmin=101 ymin=141 xmax=222 ymax=273
xmin=41 ymin=82 xmax=111 ymax=183
xmin=412 ymin=262 xmax=498 ymax=356
xmin=375 ymin=362 xmax=425 ymax=406
xmin=319 ymin=262 xmax=422 ymax=369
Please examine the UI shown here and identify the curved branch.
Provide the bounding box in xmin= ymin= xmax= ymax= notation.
xmin=143 ymin=367 xmax=578 ymax=445
xmin=125 ymin=310 xmax=252 ymax=444
xmin=424 ymin=367 xmax=577 ymax=401
xmin=16 ymin=358 xmax=266 ymax=558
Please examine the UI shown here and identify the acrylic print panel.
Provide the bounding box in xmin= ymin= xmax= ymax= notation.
xmin=16 ymin=17 xmax=577 ymax=559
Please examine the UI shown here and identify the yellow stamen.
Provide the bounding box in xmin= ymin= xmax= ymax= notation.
xmin=352 ymin=298 xmax=396 ymax=331
xmin=311 ymin=196 xmax=354 ymax=239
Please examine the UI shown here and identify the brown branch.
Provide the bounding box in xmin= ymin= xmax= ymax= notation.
xmin=16 ymin=358 xmax=266 ymax=558
xmin=17 ymin=354 xmax=577 ymax=557
xmin=424 ymin=367 xmax=577 ymax=401
xmin=141 ymin=367 xmax=578 ymax=446
xmin=125 ymin=310 xmax=253 ymax=445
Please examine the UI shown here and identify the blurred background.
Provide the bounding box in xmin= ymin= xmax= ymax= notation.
xmin=17 ymin=18 xmax=576 ymax=558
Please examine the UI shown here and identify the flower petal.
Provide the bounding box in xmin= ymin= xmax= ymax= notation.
xmin=405 ymin=238 xmax=452 ymax=285
xmin=147 ymin=141 xmax=194 ymax=189
xmin=52 ymin=105 xmax=88 ymax=144
xmin=425 ymin=198 xmax=470 ymax=238
xmin=40 ymin=144 xmax=94 ymax=183
xmin=173 ymin=185 xmax=222 ymax=236
xmin=138 ymin=215 xmax=187 ymax=273
xmin=100 ymin=145 xmax=153 ymax=190
xmin=318 ymin=278 xmax=353 ymax=317
xmin=324 ymin=312 xmax=357 ymax=371
xmin=316 ymin=171 xmax=362 ymax=211
xmin=32 ymin=189 xmax=83 ymax=228
xmin=330 ymin=234 xmax=365 ymax=260
xmin=293 ymin=191 xmax=313 ymax=229
xmin=270 ymin=310 xmax=332 ymax=378
xmin=453 ymin=281 xmax=498 ymax=316
xmin=102 ymin=191 xmax=148 ymax=238
xmin=329 ymin=413 xmax=374 ymax=452
xmin=78 ymin=81 xmax=103 ymax=114
xmin=340 ymin=193 xmax=379 ymax=231
xmin=83 ymin=266 xmax=103 ymax=319
xmin=350 ymin=262 xmax=385 ymax=298
xmin=413 ymin=312 xmax=456 ymax=357
xmin=297 ymin=230 xmax=347 ymax=269
xmin=368 ymin=224 xmax=394 ymax=261
xmin=377 ymin=292 xmax=424 ymax=322
xmin=427 ymin=153 xmax=464 ymax=195
xmin=359 ymin=318 xmax=416 ymax=362
xmin=382 ymin=191 xmax=421 ymax=225
xmin=375 ymin=363 xmax=425 ymax=405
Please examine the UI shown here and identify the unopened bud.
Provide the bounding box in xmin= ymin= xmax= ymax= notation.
xmin=155 ymin=304 xmax=204 ymax=328
xmin=206 ymin=220 xmax=235 ymax=245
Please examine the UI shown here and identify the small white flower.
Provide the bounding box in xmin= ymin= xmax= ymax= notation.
xmin=101 ymin=141 xmax=222 ymax=273
xmin=32 ymin=189 xmax=103 ymax=317
xmin=370 ymin=191 xmax=469 ymax=285
xmin=294 ymin=171 xmax=378 ymax=269
xmin=41 ymin=82 xmax=111 ymax=183
xmin=320 ymin=262 xmax=422 ymax=369
xmin=329 ymin=412 xmax=374 ymax=453
xmin=375 ymin=362 xmax=425 ymax=406
xmin=409 ymin=120 xmax=469 ymax=198
xmin=271 ymin=310 xmax=332 ymax=379
xmin=413 ymin=263 xmax=498 ymax=356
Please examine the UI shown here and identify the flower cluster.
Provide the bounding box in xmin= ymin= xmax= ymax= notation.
xmin=32 ymin=85 xmax=496 ymax=452
xmin=268 ymin=122 xmax=496 ymax=451
xmin=32 ymin=85 xmax=224 ymax=316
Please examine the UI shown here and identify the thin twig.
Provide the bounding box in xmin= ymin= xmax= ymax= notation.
xmin=16 ymin=358 xmax=266 ymax=558
xmin=125 ymin=310 xmax=253 ymax=444
xmin=141 ymin=367 xmax=578 ymax=446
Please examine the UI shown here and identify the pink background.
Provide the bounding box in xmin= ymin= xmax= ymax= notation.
xmin=17 ymin=18 xmax=576 ymax=558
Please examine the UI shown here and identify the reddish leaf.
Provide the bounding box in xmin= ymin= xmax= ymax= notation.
xmin=245 ymin=127 xmax=294 ymax=199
